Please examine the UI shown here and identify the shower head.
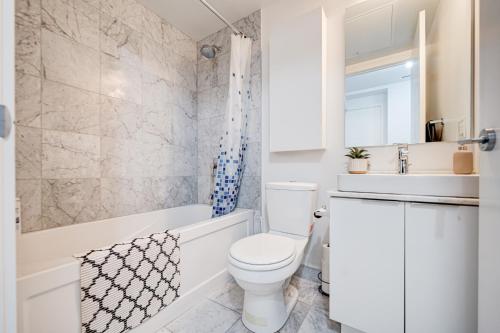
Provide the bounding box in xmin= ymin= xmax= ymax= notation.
xmin=200 ymin=44 xmax=219 ymax=59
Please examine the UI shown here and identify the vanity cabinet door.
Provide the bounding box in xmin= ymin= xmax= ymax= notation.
xmin=330 ymin=198 xmax=404 ymax=333
xmin=405 ymin=203 xmax=478 ymax=333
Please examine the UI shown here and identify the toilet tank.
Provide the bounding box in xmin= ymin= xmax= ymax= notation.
xmin=265 ymin=182 xmax=318 ymax=237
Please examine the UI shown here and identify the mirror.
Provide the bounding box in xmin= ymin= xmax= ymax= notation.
xmin=344 ymin=0 xmax=474 ymax=147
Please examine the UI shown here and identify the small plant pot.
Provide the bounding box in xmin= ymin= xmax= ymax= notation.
xmin=348 ymin=159 xmax=368 ymax=174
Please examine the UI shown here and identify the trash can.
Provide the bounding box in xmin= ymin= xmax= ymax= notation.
xmin=319 ymin=242 xmax=330 ymax=295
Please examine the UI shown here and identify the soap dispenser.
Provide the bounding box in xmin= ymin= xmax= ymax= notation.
xmin=453 ymin=144 xmax=473 ymax=174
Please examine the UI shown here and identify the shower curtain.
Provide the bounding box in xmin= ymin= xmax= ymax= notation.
xmin=212 ymin=34 xmax=253 ymax=217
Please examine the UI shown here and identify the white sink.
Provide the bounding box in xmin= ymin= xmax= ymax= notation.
xmin=338 ymin=174 xmax=479 ymax=198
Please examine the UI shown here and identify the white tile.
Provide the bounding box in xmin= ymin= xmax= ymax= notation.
xmin=172 ymin=106 xmax=197 ymax=149
xmin=100 ymin=177 xmax=148 ymax=218
xmin=42 ymin=80 xmax=100 ymax=135
xmin=41 ymin=0 xmax=99 ymax=49
xmin=249 ymin=74 xmax=261 ymax=111
xmin=100 ymin=0 xmax=144 ymax=32
xmin=41 ymin=29 xmax=100 ymax=92
xmin=100 ymin=13 xmax=142 ymax=67
xmin=42 ymin=130 xmax=100 ymax=178
xmin=226 ymin=320 xmax=251 ymax=333
xmin=170 ymin=176 xmax=197 ymax=207
xmin=197 ymin=27 xmax=231 ymax=61
xmin=16 ymin=72 xmax=41 ymax=127
xmin=156 ymin=327 xmax=173 ymax=333
xmin=146 ymin=177 xmax=177 ymax=210
xmin=244 ymin=143 xmax=261 ymax=177
xmin=246 ymin=107 xmax=261 ymax=144
xmin=142 ymin=36 xmax=170 ymax=80
xmin=280 ymin=301 xmax=311 ymax=333
xmin=295 ymin=265 xmax=321 ymax=282
xmin=289 ymin=276 xmax=319 ymax=306
xmin=41 ymin=178 xmax=101 ymax=228
xmin=16 ymin=22 xmax=41 ymax=76
xmin=100 ymin=137 xmax=174 ymax=178
xmin=198 ymin=116 xmax=224 ymax=146
xmin=250 ymin=41 xmax=262 ymax=76
xmin=168 ymin=51 xmax=197 ymax=91
xmin=100 ymin=95 xmax=143 ymax=140
xmin=210 ymin=280 xmax=244 ymax=313
xmin=16 ymin=0 xmax=41 ymax=29
xmin=233 ymin=11 xmax=261 ymax=41
xmin=16 ymin=179 xmax=42 ymax=233
xmin=173 ymin=146 xmax=197 ymax=177
xmin=197 ymin=141 xmax=219 ymax=177
xmin=297 ymin=307 xmax=341 ymax=333
xmin=142 ymin=106 xmax=174 ymax=145
xmin=197 ymin=85 xmax=227 ymax=120
xmin=16 ymin=126 xmax=42 ymax=179
xmin=15 ymin=0 xmax=42 ymax=76
xmin=215 ymin=53 xmax=231 ymax=87
xmin=100 ymin=52 xmax=142 ymax=104
xmin=237 ymin=175 xmax=261 ymax=211
xmin=166 ymin=299 xmax=239 ymax=333
xmin=162 ymin=21 xmax=196 ymax=61
xmin=143 ymin=8 xmax=163 ymax=44
xmin=197 ymin=175 xmax=213 ymax=204
xmin=142 ymin=72 xmax=175 ymax=111
xmin=311 ymin=292 xmax=329 ymax=313
xmin=197 ymin=60 xmax=217 ymax=91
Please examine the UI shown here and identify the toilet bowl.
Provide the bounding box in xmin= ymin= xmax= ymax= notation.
xmin=228 ymin=232 xmax=309 ymax=332
xmin=227 ymin=182 xmax=318 ymax=333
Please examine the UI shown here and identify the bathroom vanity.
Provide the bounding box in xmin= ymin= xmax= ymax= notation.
xmin=328 ymin=174 xmax=479 ymax=333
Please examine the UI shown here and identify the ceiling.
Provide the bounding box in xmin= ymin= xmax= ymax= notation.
xmin=346 ymin=62 xmax=412 ymax=93
xmin=137 ymin=0 xmax=272 ymax=41
xmin=345 ymin=0 xmax=441 ymax=64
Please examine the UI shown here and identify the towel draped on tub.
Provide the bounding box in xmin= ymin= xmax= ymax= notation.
xmin=75 ymin=230 xmax=181 ymax=333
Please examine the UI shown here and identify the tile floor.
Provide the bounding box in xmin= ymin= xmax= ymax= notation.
xmin=157 ymin=266 xmax=341 ymax=333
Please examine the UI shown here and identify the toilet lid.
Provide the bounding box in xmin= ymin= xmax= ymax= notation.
xmin=229 ymin=233 xmax=296 ymax=266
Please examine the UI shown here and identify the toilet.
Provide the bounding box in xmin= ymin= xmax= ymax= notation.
xmin=228 ymin=181 xmax=318 ymax=333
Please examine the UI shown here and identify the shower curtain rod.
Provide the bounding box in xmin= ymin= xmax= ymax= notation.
xmin=198 ymin=0 xmax=242 ymax=35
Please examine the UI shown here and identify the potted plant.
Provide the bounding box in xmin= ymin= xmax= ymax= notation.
xmin=345 ymin=147 xmax=370 ymax=174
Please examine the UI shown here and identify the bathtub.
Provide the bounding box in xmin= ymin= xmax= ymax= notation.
xmin=16 ymin=204 xmax=252 ymax=333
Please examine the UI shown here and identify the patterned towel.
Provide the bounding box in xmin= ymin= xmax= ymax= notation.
xmin=76 ymin=231 xmax=180 ymax=333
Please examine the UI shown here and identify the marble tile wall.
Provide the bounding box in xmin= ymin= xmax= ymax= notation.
xmin=196 ymin=11 xmax=262 ymax=232
xmin=15 ymin=0 xmax=198 ymax=232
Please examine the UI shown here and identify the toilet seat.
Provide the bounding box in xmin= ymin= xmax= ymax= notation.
xmin=229 ymin=233 xmax=296 ymax=271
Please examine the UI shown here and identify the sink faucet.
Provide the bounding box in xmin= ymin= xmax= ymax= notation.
xmin=398 ymin=145 xmax=409 ymax=175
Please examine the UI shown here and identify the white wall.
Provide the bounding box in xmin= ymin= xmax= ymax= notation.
xmin=261 ymin=0 xmax=474 ymax=269
xmin=387 ymin=80 xmax=412 ymax=144
xmin=345 ymin=90 xmax=387 ymax=147
xmin=346 ymin=79 xmax=412 ymax=146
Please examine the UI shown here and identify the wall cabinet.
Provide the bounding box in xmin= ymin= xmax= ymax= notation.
xmin=269 ymin=7 xmax=326 ymax=152
xmin=330 ymin=197 xmax=478 ymax=333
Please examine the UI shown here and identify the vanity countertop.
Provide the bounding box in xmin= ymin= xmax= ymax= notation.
xmin=327 ymin=190 xmax=479 ymax=206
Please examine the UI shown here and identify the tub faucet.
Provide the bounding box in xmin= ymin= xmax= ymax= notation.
xmin=398 ymin=145 xmax=409 ymax=175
